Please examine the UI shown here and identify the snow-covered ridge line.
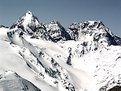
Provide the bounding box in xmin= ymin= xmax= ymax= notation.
xmin=0 ymin=11 xmax=121 ymax=91
xmin=9 ymin=11 xmax=121 ymax=44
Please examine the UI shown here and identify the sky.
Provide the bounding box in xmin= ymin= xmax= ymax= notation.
xmin=0 ymin=0 xmax=121 ymax=36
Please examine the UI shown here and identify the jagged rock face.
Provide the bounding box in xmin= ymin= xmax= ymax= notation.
xmin=10 ymin=11 xmax=48 ymax=40
xmin=45 ymin=20 xmax=71 ymax=42
xmin=108 ymin=86 xmax=121 ymax=91
xmin=7 ymin=28 xmax=75 ymax=91
xmin=68 ymin=22 xmax=80 ymax=41
xmin=10 ymin=11 xmax=41 ymax=32
xmin=80 ymin=21 xmax=118 ymax=45
xmin=9 ymin=11 xmax=121 ymax=44
xmin=66 ymin=21 xmax=121 ymax=57
xmin=68 ymin=21 xmax=116 ymax=45
xmin=10 ymin=12 xmax=71 ymax=42
xmin=1 ymin=11 xmax=121 ymax=91
xmin=0 ymin=71 xmax=41 ymax=91
xmin=113 ymin=36 xmax=121 ymax=45
xmin=0 ymin=25 xmax=9 ymax=28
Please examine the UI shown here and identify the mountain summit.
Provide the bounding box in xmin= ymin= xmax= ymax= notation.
xmin=10 ymin=11 xmax=44 ymax=33
xmin=0 ymin=11 xmax=121 ymax=91
xmin=45 ymin=20 xmax=71 ymax=42
xmin=10 ymin=11 xmax=72 ymax=42
xmin=68 ymin=20 xmax=120 ymax=45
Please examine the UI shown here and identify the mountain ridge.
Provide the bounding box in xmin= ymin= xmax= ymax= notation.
xmin=0 ymin=11 xmax=121 ymax=91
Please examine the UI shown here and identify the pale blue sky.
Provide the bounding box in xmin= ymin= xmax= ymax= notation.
xmin=0 ymin=0 xmax=121 ymax=36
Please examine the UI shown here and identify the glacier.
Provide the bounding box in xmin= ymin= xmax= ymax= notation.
xmin=0 ymin=11 xmax=121 ymax=91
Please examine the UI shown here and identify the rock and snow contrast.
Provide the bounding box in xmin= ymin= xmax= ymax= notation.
xmin=0 ymin=11 xmax=121 ymax=91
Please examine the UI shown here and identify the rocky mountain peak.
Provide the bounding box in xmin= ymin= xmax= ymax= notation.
xmin=10 ymin=11 xmax=42 ymax=33
xmin=45 ymin=20 xmax=71 ymax=42
xmin=1 ymin=11 xmax=121 ymax=91
xmin=26 ymin=10 xmax=33 ymax=15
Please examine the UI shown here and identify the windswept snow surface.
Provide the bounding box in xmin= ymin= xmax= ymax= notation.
xmin=0 ymin=71 xmax=41 ymax=91
xmin=0 ymin=11 xmax=121 ymax=91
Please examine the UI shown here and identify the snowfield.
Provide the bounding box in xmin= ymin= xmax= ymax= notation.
xmin=0 ymin=11 xmax=121 ymax=91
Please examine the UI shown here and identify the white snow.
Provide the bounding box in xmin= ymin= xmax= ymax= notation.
xmin=0 ymin=39 xmax=57 ymax=91
xmin=0 ymin=11 xmax=121 ymax=91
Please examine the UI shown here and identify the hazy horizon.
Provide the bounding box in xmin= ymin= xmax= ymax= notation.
xmin=0 ymin=0 xmax=121 ymax=36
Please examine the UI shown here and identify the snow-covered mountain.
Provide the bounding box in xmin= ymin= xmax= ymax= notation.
xmin=45 ymin=20 xmax=71 ymax=42
xmin=0 ymin=11 xmax=121 ymax=91
xmin=10 ymin=11 xmax=71 ymax=42
xmin=66 ymin=21 xmax=121 ymax=57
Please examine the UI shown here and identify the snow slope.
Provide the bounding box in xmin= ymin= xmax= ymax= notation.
xmin=0 ymin=71 xmax=41 ymax=91
xmin=0 ymin=11 xmax=121 ymax=91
